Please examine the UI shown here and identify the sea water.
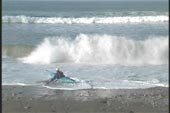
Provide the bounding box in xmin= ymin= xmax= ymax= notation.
xmin=2 ymin=1 xmax=168 ymax=90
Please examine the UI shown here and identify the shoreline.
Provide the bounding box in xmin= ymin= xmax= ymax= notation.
xmin=2 ymin=85 xmax=168 ymax=113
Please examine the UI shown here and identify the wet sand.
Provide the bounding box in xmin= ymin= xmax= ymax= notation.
xmin=2 ymin=85 xmax=168 ymax=113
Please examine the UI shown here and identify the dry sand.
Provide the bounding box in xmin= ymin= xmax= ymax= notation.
xmin=2 ymin=85 xmax=168 ymax=113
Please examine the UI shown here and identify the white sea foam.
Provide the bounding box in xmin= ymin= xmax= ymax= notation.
xmin=2 ymin=83 xmax=31 ymax=86
xmin=20 ymin=34 xmax=168 ymax=66
xmin=3 ymin=15 xmax=168 ymax=24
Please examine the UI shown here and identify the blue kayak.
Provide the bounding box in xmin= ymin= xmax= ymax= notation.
xmin=46 ymin=70 xmax=76 ymax=84
xmin=57 ymin=76 xmax=76 ymax=83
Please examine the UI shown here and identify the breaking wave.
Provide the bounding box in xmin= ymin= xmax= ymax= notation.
xmin=3 ymin=15 xmax=168 ymax=24
xmin=20 ymin=34 xmax=168 ymax=66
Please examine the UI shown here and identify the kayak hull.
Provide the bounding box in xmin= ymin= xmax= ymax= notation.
xmin=57 ymin=77 xmax=76 ymax=83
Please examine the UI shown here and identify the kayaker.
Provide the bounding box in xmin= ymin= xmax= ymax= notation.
xmin=47 ymin=68 xmax=65 ymax=84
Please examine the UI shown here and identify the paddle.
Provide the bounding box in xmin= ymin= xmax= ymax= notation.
xmin=46 ymin=70 xmax=56 ymax=77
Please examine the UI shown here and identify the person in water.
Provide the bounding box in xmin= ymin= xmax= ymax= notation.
xmin=47 ymin=68 xmax=65 ymax=84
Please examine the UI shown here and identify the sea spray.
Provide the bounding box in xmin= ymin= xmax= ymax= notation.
xmin=20 ymin=34 xmax=168 ymax=66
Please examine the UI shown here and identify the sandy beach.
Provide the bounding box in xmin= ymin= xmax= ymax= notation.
xmin=2 ymin=85 xmax=168 ymax=113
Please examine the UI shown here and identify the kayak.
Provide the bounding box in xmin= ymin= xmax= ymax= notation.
xmin=46 ymin=70 xmax=76 ymax=84
xmin=57 ymin=76 xmax=76 ymax=83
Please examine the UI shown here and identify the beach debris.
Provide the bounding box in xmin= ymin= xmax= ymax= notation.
xmin=24 ymin=105 xmax=31 ymax=109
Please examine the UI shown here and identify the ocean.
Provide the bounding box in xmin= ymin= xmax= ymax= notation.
xmin=2 ymin=1 xmax=168 ymax=90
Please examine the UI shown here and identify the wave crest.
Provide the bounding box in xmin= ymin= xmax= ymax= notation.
xmin=3 ymin=15 xmax=168 ymax=24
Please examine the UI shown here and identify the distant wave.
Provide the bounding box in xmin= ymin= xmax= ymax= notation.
xmin=19 ymin=34 xmax=168 ymax=66
xmin=3 ymin=15 xmax=168 ymax=24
